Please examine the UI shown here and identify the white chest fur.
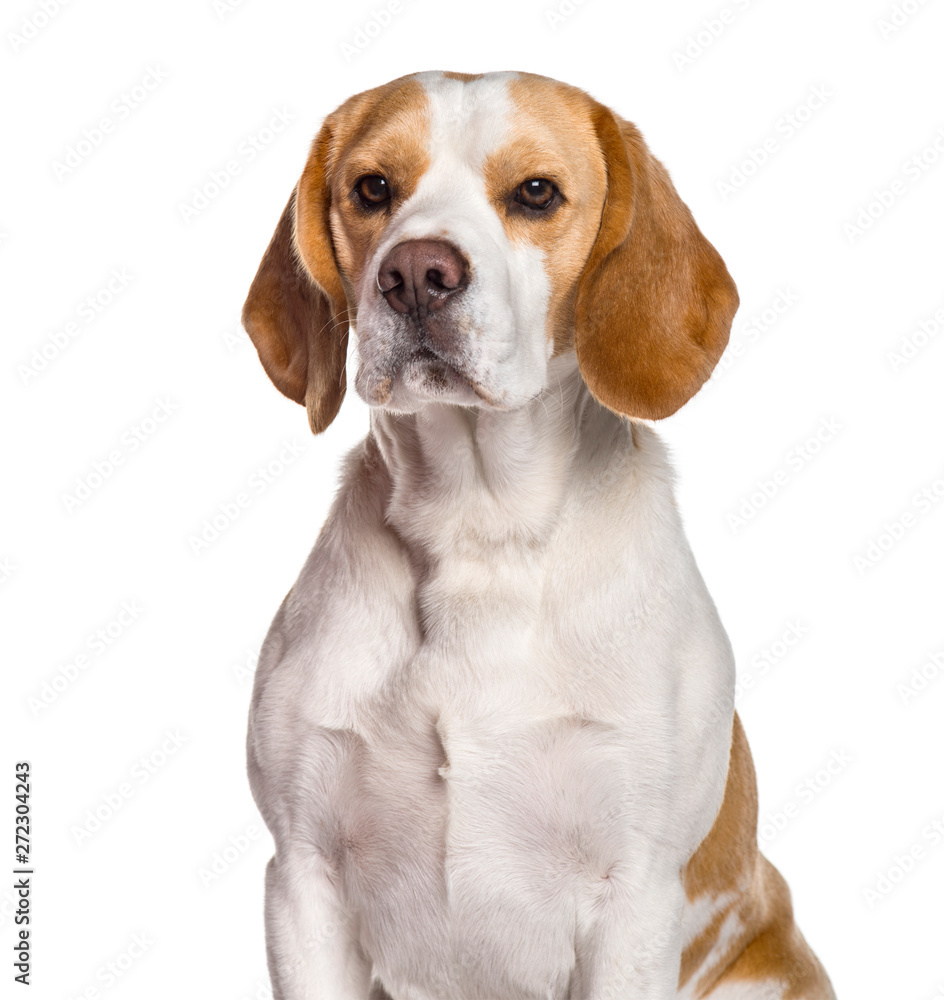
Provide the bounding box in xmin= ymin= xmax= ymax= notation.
xmin=248 ymin=356 xmax=735 ymax=1000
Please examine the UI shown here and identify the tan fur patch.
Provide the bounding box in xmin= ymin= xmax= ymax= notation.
xmin=297 ymin=76 xmax=431 ymax=305
xmin=683 ymin=713 xmax=758 ymax=905
xmin=572 ymin=104 xmax=739 ymax=421
xmin=245 ymin=74 xmax=431 ymax=434
xmin=680 ymin=715 xmax=835 ymax=998
xmin=485 ymin=74 xmax=607 ymax=356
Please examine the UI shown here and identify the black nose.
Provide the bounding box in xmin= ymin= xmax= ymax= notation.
xmin=377 ymin=239 xmax=469 ymax=319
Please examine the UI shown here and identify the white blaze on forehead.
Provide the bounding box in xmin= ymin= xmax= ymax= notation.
xmin=419 ymin=71 xmax=518 ymax=166
xmin=417 ymin=72 xmax=550 ymax=373
xmin=379 ymin=71 xmax=520 ymax=250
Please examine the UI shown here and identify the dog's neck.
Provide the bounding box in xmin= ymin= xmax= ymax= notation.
xmin=368 ymin=352 xmax=626 ymax=563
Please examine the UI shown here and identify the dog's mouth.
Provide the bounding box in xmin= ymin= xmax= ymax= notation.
xmin=355 ymin=339 xmax=499 ymax=411
xmin=412 ymin=344 xmax=445 ymax=365
xmin=402 ymin=345 xmax=473 ymax=395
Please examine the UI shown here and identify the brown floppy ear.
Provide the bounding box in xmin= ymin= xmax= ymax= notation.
xmin=241 ymin=125 xmax=349 ymax=434
xmin=574 ymin=105 xmax=739 ymax=420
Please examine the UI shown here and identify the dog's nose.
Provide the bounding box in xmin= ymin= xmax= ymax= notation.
xmin=378 ymin=240 xmax=468 ymax=318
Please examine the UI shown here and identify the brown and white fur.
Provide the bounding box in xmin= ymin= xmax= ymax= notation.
xmin=241 ymin=70 xmax=836 ymax=1000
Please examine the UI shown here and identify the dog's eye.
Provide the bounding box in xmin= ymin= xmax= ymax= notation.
xmin=355 ymin=174 xmax=391 ymax=208
xmin=515 ymin=178 xmax=559 ymax=211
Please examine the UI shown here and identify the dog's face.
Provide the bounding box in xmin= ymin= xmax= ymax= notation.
xmin=243 ymin=71 xmax=739 ymax=432
xmin=325 ymin=72 xmax=607 ymax=415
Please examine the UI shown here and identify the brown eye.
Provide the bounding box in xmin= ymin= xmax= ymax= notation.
xmin=355 ymin=174 xmax=390 ymax=207
xmin=515 ymin=178 xmax=558 ymax=210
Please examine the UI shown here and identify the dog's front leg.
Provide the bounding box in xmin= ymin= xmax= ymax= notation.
xmin=571 ymin=857 xmax=685 ymax=1000
xmin=264 ymin=851 xmax=371 ymax=1000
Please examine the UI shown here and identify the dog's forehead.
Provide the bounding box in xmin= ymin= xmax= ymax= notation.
xmin=328 ymin=71 xmax=599 ymax=180
xmin=417 ymin=71 xmax=518 ymax=164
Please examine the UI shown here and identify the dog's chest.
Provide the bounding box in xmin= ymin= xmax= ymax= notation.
xmin=303 ymin=450 xmax=682 ymax=996
xmin=333 ymin=660 xmax=635 ymax=999
xmin=255 ymin=417 xmax=730 ymax=997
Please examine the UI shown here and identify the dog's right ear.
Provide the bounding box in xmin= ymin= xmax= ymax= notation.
xmin=241 ymin=125 xmax=349 ymax=435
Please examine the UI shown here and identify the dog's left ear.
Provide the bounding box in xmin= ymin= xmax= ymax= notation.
xmin=242 ymin=122 xmax=349 ymax=435
xmin=574 ymin=105 xmax=739 ymax=420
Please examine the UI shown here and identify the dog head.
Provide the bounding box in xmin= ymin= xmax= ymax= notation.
xmin=242 ymin=71 xmax=739 ymax=433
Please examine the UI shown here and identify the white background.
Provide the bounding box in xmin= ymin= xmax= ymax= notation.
xmin=3 ymin=0 xmax=943 ymax=997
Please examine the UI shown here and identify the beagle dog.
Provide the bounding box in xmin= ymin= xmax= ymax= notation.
xmin=242 ymin=71 xmax=835 ymax=1000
